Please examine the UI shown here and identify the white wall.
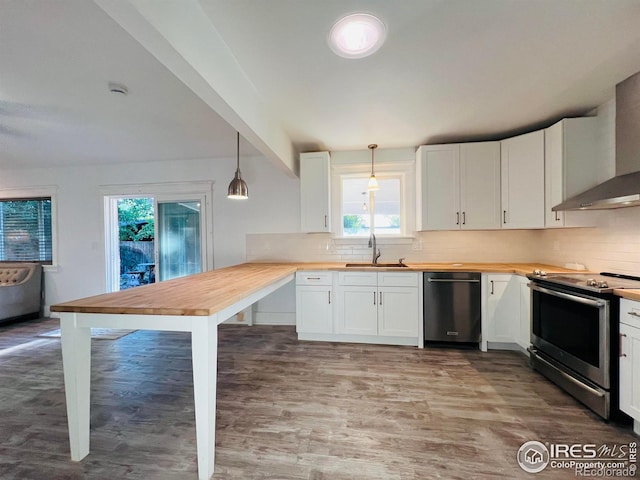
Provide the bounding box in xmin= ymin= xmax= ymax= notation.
xmin=0 ymin=154 xmax=299 ymax=311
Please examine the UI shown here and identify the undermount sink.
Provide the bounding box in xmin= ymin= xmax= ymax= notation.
xmin=344 ymin=263 xmax=408 ymax=268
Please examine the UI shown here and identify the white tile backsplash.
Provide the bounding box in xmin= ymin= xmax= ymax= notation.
xmin=247 ymin=204 xmax=640 ymax=275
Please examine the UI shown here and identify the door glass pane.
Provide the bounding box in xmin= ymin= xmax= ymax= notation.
xmin=157 ymin=201 xmax=201 ymax=281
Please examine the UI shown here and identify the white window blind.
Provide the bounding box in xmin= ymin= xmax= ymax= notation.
xmin=0 ymin=198 xmax=52 ymax=262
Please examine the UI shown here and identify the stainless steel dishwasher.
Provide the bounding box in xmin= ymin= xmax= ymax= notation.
xmin=423 ymin=272 xmax=481 ymax=344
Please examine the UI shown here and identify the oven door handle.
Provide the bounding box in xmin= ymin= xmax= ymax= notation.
xmin=529 ymin=284 xmax=606 ymax=308
xmin=534 ymin=353 xmax=605 ymax=398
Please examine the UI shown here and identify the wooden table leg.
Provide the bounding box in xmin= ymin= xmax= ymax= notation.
xmin=60 ymin=313 xmax=92 ymax=461
xmin=191 ymin=317 xmax=218 ymax=480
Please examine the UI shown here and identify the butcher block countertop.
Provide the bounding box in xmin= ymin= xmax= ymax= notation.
xmin=50 ymin=263 xmax=298 ymax=316
xmin=296 ymin=262 xmax=577 ymax=276
xmin=51 ymin=262 xmax=579 ymax=316
xmin=614 ymin=289 xmax=640 ymax=302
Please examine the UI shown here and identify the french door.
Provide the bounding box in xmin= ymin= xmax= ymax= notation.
xmin=104 ymin=185 xmax=211 ymax=293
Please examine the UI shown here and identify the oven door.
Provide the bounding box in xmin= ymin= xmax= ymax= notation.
xmin=530 ymin=283 xmax=610 ymax=389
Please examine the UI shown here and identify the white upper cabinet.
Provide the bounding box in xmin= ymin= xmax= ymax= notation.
xmin=300 ymin=152 xmax=331 ymax=233
xmin=416 ymin=142 xmax=501 ymax=230
xmin=544 ymin=118 xmax=599 ymax=228
xmin=500 ymin=130 xmax=545 ymax=229
xmin=460 ymin=142 xmax=502 ymax=230
xmin=416 ymin=144 xmax=460 ymax=230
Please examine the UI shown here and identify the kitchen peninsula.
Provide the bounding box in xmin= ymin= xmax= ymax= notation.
xmin=50 ymin=261 xmax=577 ymax=480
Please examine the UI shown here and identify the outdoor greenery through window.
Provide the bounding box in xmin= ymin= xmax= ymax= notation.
xmin=342 ymin=176 xmax=401 ymax=236
xmin=0 ymin=198 xmax=52 ymax=262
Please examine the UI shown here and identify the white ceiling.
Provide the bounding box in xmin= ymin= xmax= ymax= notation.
xmin=2 ymin=0 xmax=640 ymax=174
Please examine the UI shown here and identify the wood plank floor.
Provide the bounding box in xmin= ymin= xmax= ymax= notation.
xmin=0 ymin=317 xmax=636 ymax=479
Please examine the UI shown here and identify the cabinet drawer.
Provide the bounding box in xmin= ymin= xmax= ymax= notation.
xmin=378 ymin=272 xmax=419 ymax=287
xmin=338 ymin=271 xmax=378 ymax=286
xmin=296 ymin=271 xmax=333 ymax=286
xmin=620 ymin=298 xmax=640 ymax=329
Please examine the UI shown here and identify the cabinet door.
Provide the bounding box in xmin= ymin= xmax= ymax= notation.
xmin=545 ymin=118 xmax=599 ymax=228
xmin=518 ymin=277 xmax=531 ymax=350
xmin=378 ymin=287 xmax=419 ymax=337
xmin=460 ymin=142 xmax=501 ymax=230
xmin=335 ymin=286 xmax=378 ymax=335
xmin=544 ymin=121 xmax=565 ymax=227
xmin=417 ymin=145 xmax=460 ymax=230
xmin=620 ymin=323 xmax=640 ymax=421
xmin=486 ymin=275 xmax=519 ymax=343
xmin=500 ymin=131 xmax=544 ymax=229
xmin=300 ymin=152 xmax=331 ymax=232
xmin=296 ymin=286 xmax=333 ymax=334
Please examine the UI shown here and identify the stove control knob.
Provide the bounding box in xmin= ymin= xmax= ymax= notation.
xmin=598 ymin=281 xmax=608 ymax=288
xmin=587 ymin=279 xmax=597 ymax=286
xmin=540 ymin=271 xmax=547 ymax=277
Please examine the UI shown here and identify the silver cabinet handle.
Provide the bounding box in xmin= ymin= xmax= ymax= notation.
xmin=324 ymin=215 xmax=327 ymax=228
xmin=628 ymin=311 xmax=640 ymax=317
xmin=328 ymin=290 xmax=331 ymax=304
xmin=462 ymin=211 xmax=466 ymax=225
xmin=555 ymin=211 xmax=560 ymax=221
xmin=503 ymin=210 xmax=507 ymax=224
xmin=306 ymin=277 xmax=321 ymax=280
xmin=456 ymin=212 xmax=459 ymax=225
xmin=620 ymin=333 xmax=627 ymax=357
xmin=379 ymin=291 xmax=382 ymax=305
xmin=490 ymin=280 xmax=494 ymax=295
xmin=373 ymin=291 xmax=376 ymax=305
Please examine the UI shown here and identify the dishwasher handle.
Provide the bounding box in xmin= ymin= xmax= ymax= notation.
xmin=427 ymin=278 xmax=480 ymax=283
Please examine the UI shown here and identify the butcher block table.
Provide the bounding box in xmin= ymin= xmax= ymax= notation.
xmin=50 ymin=263 xmax=297 ymax=480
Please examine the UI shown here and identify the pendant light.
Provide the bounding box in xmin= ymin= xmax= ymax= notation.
xmin=367 ymin=143 xmax=379 ymax=191
xmin=227 ymin=131 xmax=248 ymax=200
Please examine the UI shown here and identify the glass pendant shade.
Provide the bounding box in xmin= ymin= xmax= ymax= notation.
xmin=228 ymin=131 xmax=248 ymax=200
xmin=367 ymin=144 xmax=380 ymax=192
xmin=367 ymin=174 xmax=379 ymax=191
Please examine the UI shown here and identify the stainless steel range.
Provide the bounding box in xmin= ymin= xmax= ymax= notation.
xmin=528 ymin=271 xmax=640 ymax=420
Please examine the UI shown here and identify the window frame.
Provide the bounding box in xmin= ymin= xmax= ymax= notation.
xmin=0 ymin=186 xmax=58 ymax=269
xmin=331 ymin=160 xmax=415 ymax=239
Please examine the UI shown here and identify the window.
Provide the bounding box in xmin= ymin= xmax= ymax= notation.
xmin=341 ymin=175 xmax=402 ymax=236
xmin=0 ymin=198 xmax=52 ymax=263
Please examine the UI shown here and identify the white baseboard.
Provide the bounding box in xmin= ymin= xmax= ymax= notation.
xmin=253 ymin=312 xmax=296 ymax=326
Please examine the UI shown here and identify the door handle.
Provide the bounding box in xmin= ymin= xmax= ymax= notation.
xmin=490 ymin=280 xmax=494 ymax=294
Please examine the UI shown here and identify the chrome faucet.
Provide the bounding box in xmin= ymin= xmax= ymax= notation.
xmin=368 ymin=233 xmax=381 ymax=264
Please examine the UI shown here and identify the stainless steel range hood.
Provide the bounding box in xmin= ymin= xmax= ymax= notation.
xmin=553 ymin=70 xmax=640 ymax=211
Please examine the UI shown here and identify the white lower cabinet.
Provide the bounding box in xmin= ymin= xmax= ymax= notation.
xmin=517 ymin=276 xmax=531 ymax=351
xmin=295 ymin=272 xmax=334 ymax=335
xmin=335 ymin=271 xmax=420 ymax=345
xmin=296 ymin=270 xmax=420 ymax=346
xmin=482 ymin=274 xmax=524 ymax=350
xmin=619 ymin=299 xmax=640 ymax=434
xmin=336 ymin=285 xmax=378 ymax=335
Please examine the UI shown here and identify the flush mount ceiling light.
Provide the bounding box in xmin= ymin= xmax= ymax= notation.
xmin=328 ymin=13 xmax=387 ymax=59
xmin=367 ymin=144 xmax=380 ymax=191
xmin=227 ymin=131 xmax=248 ymax=200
